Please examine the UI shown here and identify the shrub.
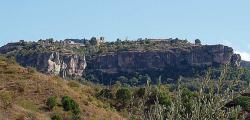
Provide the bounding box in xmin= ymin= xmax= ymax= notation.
xmin=61 ymin=96 xmax=80 ymax=115
xmin=61 ymin=96 xmax=73 ymax=111
xmin=180 ymin=87 xmax=198 ymax=115
xmin=157 ymin=91 xmax=171 ymax=107
xmin=234 ymin=96 xmax=250 ymax=110
xmin=71 ymin=100 xmax=80 ymax=115
xmin=46 ymin=96 xmax=57 ymax=110
xmin=134 ymin=87 xmax=146 ymax=98
xmin=0 ymin=91 xmax=13 ymax=109
xmin=51 ymin=113 xmax=63 ymax=120
xmin=148 ymin=90 xmax=171 ymax=107
xmin=136 ymin=65 xmax=245 ymax=120
xmin=97 ymin=89 xmax=113 ymax=99
xmin=116 ymin=88 xmax=132 ymax=104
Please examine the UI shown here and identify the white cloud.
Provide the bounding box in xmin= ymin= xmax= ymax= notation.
xmin=235 ymin=51 xmax=250 ymax=61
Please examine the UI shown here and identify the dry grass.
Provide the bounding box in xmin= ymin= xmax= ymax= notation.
xmin=0 ymin=56 xmax=122 ymax=120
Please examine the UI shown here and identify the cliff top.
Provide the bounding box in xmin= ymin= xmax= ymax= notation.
xmin=0 ymin=38 xmax=234 ymax=57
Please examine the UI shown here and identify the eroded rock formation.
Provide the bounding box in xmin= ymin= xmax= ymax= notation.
xmin=0 ymin=39 xmax=242 ymax=80
xmin=16 ymin=52 xmax=87 ymax=78
xmin=87 ymin=45 xmax=238 ymax=75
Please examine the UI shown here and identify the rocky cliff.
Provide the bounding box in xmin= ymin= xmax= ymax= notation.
xmin=0 ymin=39 xmax=241 ymax=82
xmin=87 ymin=44 xmax=241 ymax=77
xmin=15 ymin=52 xmax=87 ymax=78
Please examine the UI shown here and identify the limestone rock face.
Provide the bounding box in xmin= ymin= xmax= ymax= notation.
xmin=230 ymin=54 xmax=241 ymax=67
xmin=16 ymin=52 xmax=87 ymax=78
xmin=87 ymin=45 xmax=237 ymax=74
xmin=0 ymin=40 xmax=242 ymax=80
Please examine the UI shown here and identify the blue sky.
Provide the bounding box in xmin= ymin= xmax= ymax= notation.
xmin=1 ymin=0 xmax=250 ymax=60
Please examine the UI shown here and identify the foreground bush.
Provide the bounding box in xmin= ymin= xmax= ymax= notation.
xmin=116 ymin=88 xmax=132 ymax=104
xmin=97 ymin=88 xmax=113 ymax=99
xmin=234 ymin=96 xmax=250 ymax=111
xmin=51 ymin=113 xmax=63 ymax=120
xmin=46 ymin=96 xmax=57 ymax=110
xmin=61 ymin=96 xmax=73 ymax=111
xmin=61 ymin=96 xmax=81 ymax=120
xmin=128 ymin=66 xmax=248 ymax=120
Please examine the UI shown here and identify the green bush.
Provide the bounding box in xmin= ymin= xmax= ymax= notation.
xmin=158 ymin=91 xmax=171 ymax=107
xmin=46 ymin=96 xmax=57 ymax=110
xmin=134 ymin=87 xmax=146 ymax=98
xmin=148 ymin=89 xmax=171 ymax=108
xmin=234 ymin=96 xmax=250 ymax=110
xmin=61 ymin=96 xmax=73 ymax=111
xmin=61 ymin=96 xmax=80 ymax=116
xmin=116 ymin=88 xmax=132 ymax=104
xmin=97 ymin=89 xmax=113 ymax=99
xmin=181 ymin=87 xmax=198 ymax=115
xmin=61 ymin=96 xmax=81 ymax=119
xmin=51 ymin=113 xmax=63 ymax=120
xmin=71 ymin=100 xmax=80 ymax=115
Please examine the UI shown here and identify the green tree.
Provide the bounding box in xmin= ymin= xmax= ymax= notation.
xmin=89 ymin=37 xmax=98 ymax=46
xmin=195 ymin=39 xmax=201 ymax=45
xmin=46 ymin=96 xmax=57 ymax=111
xmin=116 ymin=88 xmax=132 ymax=104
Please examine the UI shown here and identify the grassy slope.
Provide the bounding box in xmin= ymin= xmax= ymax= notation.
xmin=0 ymin=56 xmax=122 ymax=120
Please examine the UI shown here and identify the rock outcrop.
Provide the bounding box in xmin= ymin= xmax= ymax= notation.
xmin=0 ymin=39 xmax=242 ymax=81
xmin=15 ymin=52 xmax=87 ymax=78
xmin=230 ymin=54 xmax=241 ymax=67
xmin=87 ymin=45 xmax=238 ymax=75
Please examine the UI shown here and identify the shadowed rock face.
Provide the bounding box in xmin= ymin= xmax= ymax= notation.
xmin=15 ymin=52 xmax=87 ymax=78
xmin=0 ymin=40 xmax=241 ymax=80
xmin=230 ymin=54 xmax=241 ymax=67
xmin=87 ymin=45 xmax=237 ymax=74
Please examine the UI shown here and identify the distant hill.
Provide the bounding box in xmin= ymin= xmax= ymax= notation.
xmin=0 ymin=38 xmax=242 ymax=85
xmin=0 ymin=55 xmax=122 ymax=120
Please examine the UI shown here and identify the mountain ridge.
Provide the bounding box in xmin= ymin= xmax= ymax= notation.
xmin=0 ymin=38 xmax=242 ymax=85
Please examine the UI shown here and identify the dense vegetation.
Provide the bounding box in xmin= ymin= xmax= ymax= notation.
xmin=95 ymin=65 xmax=250 ymax=119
